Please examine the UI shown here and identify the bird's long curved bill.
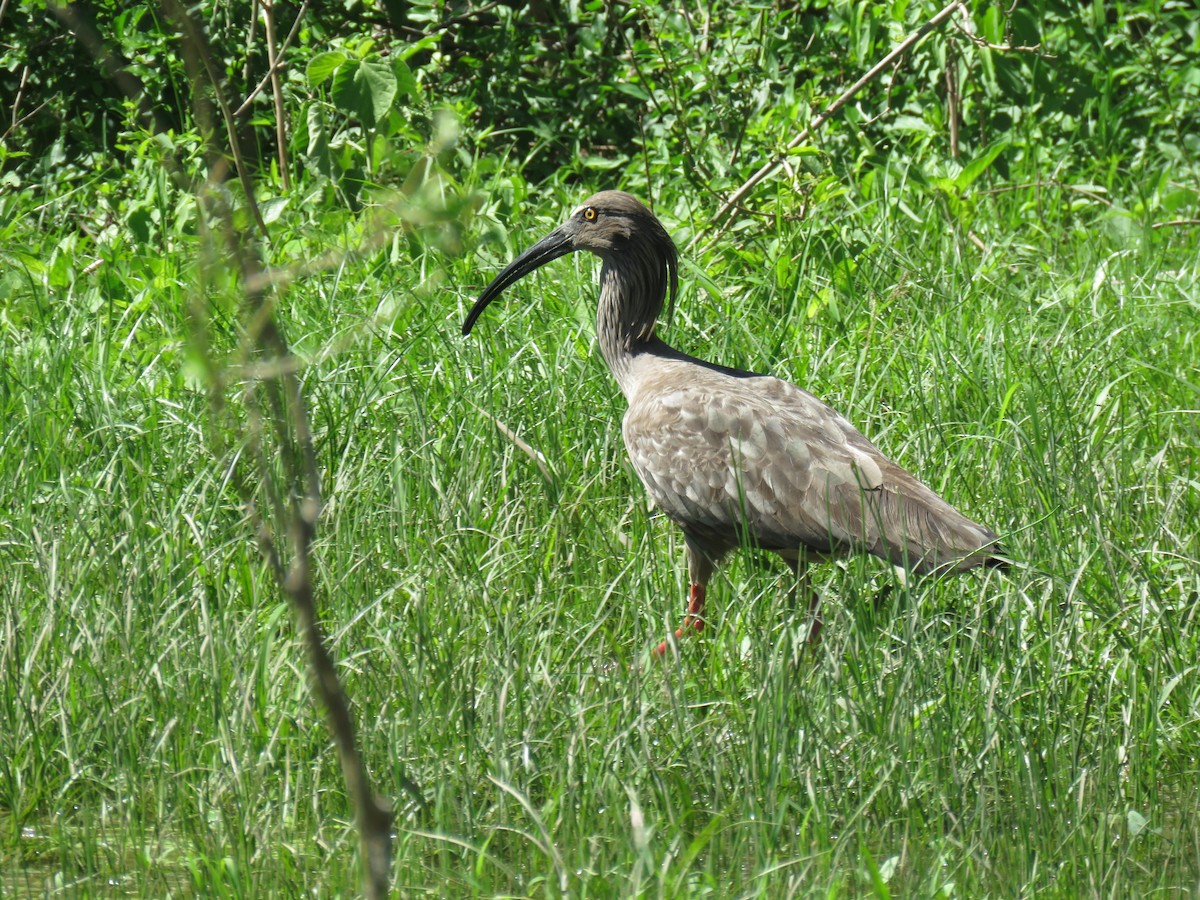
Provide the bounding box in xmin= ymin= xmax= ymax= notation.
xmin=462 ymin=227 xmax=574 ymax=336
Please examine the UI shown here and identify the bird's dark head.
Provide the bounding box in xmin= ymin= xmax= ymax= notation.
xmin=462 ymin=191 xmax=678 ymax=336
xmin=563 ymin=190 xmax=673 ymax=256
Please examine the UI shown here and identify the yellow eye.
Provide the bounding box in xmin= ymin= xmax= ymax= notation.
xmin=583 ymin=207 xmax=597 ymax=221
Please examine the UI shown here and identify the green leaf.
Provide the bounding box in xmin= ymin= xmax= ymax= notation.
xmin=303 ymin=103 xmax=332 ymax=178
xmin=859 ymin=842 xmax=892 ymax=900
xmin=259 ymin=196 xmax=289 ymax=224
xmin=358 ymin=59 xmax=399 ymax=125
xmin=889 ymin=115 xmax=933 ymax=135
xmin=306 ymin=51 xmax=347 ymax=88
xmin=670 ymin=813 xmax=725 ymax=894
xmin=397 ymin=34 xmax=440 ymax=60
xmin=680 ymin=257 xmax=722 ymax=304
xmin=331 ymin=59 xmax=362 ymax=117
xmin=955 ymin=142 xmax=1008 ymax=191
xmin=1126 ymin=809 xmax=1149 ymax=838
xmin=579 ymin=156 xmax=625 ymax=170
xmin=615 ymin=82 xmax=650 ymax=101
xmin=392 ymin=57 xmax=418 ymax=100
xmin=331 ymin=58 xmax=398 ymax=127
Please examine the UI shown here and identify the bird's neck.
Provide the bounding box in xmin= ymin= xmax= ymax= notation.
xmin=596 ymin=259 xmax=664 ymax=399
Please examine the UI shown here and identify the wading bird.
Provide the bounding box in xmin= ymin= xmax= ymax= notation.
xmin=463 ymin=192 xmax=1005 ymax=656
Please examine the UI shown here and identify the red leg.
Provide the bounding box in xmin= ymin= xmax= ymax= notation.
xmin=679 ymin=582 xmax=706 ymax=635
xmin=653 ymin=582 xmax=706 ymax=657
xmin=654 ymin=542 xmax=717 ymax=658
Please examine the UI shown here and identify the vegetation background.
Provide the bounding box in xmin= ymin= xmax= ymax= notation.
xmin=2 ymin=0 xmax=1198 ymax=895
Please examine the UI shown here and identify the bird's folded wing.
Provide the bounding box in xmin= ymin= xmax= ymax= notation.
xmin=622 ymin=372 xmax=998 ymax=571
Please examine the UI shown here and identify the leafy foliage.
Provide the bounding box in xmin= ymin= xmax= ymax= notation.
xmin=5 ymin=1 xmax=1199 ymax=214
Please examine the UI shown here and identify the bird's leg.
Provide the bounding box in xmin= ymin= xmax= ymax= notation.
xmin=653 ymin=540 xmax=714 ymax=657
xmin=679 ymin=582 xmax=707 ymax=634
xmin=653 ymin=582 xmax=707 ymax=657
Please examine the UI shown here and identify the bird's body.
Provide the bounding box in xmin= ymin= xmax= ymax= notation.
xmin=464 ymin=191 xmax=1005 ymax=653
xmin=620 ymin=349 xmax=999 ymax=573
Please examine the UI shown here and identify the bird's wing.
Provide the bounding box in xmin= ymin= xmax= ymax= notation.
xmin=622 ymin=366 xmax=999 ymax=572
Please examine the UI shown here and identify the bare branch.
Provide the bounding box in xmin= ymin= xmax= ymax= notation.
xmin=259 ymin=0 xmax=292 ymax=190
xmin=946 ymin=42 xmax=960 ymax=160
xmin=50 ymin=5 xmax=427 ymax=896
xmin=954 ymin=4 xmax=1047 ymax=56
xmin=697 ymin=0 xmax=964 ymax=249
xmin=234 ymin=0 xmax=310 ymax=118
xmin=161 ymin=0 xmax=269 ymax=235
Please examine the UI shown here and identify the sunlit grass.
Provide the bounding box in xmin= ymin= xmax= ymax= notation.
xmin=2 ymin=171 xmax=1198 ymax=896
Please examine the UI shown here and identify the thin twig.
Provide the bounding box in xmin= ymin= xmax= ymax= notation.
xmin=468 ymin=401 xmax=556 ymax=481
xmin=697 ymin=0 xmax=964 ymax=249
xmin=260 ymin=0 xmax=291 ymax=190
xmin=243 ymin=0 xmax=259 ymax=94
xmin=377 ymin=0 xmax=505 ymax=39
xmin=432 ymin=0 xmax=503 ymax=31
xmin=161 ymin=0 xmax=269 ymax=234
xmin=50 ymin=5 xmax=420 ymax=897
xmin=208 ymin=141 xmax=405 ymax=900
xmin=7 ymin=62 xmax=28 ymax=133
xmin=954 ymin=7 xmax=1045 ymax=56
xmin=174 ymin=7 xmax=419 ymax=889
xmin=1 ymin=97 xmax=49 ymax=145
xmin=234 ymin=0 xmax=309 ymax=118
xmin=946 ymin=41 xmax=959 ymax=160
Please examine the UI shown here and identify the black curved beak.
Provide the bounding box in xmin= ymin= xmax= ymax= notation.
xmin=462 ymin=226 xmax=575 ymax=336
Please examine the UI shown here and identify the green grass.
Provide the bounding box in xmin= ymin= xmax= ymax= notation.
xmin=2 ymin=172 xmax=1199 ymax=897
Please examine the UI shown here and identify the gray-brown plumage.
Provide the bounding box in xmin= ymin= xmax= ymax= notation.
xmin=463 ymin=191 xmax=1006 ymax=654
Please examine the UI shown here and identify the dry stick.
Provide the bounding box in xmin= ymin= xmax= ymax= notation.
xmin=260 ymin=0 xmax=290 ymax=189
xmin=235 ymin=0 xmax=309 ymax=118
xmin=210 ymin=143 xmax=403 ymax=900
xmin=243 ymin=0 xmax=259 ymax=90
xmin=161 ymin=0 xmax=269 ymax=235
xmin=52 ymin=4 xmax=419 ymax=896
xmin=954 ymin=1 xmax=1044 ymax=56
xmin=433 ymin=0 xmax=503 ymax=31
xmin=215 ymin=199 xmax=423 ymax=900
xmin=946 ymin=40 xmax=960 ymax=160
xmin=257 ymin=314 xmax=408 ymax=898
xmin=696 ymin=0 xmax=964 ymax=251
xmin=382 ymin=0 xmax=504 ymax=40
xmin=176 ymin=9 xmax=420 ymax=883
xmin=203 ymin=105 xmax=403 ymax=899
xmin=170 ymin=8 xmax=423 ymax=895
xmin=2 ymin=87 xmax=49 ymax=145
xmin=468 ymin=401 xmax=555 ymax=481
xmin=7 ymin=62 xmax=28 ymax=133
